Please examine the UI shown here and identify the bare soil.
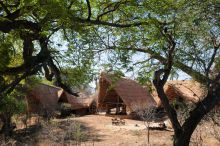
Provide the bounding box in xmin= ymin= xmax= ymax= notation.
xmin=0 ymin=114 xmax=220 ymax=146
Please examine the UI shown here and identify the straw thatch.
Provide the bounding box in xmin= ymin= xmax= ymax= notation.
xmin=26 ymin=84 xmax=63 ymax=114
xmin=167 ymin=80 xmax=207 ymax=102
xmin=153 ymin=80 xmax=207 ymax=107
xmin=26 ymin=83 xmax=96 ymax=114
xmin=98 ymin=72 xmax=156 ymax=113
xmin=61 ymin=92 xmax=96 ymax=110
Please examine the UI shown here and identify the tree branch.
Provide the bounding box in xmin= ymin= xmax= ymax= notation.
xmin=4 ymin=5 xmax=33 ymax=20
xmin=97 ymin=1 xmax=127 ymax=20
xmin=47 ymin=58 xmax=78 ymax=96
xmin=182 ymin=87 xmax=220 ymax=139
xmin=152 ymin=32 xmax=182 ymax=135
xmin=21 ymin=35 xmax=34 ymax=63
xmin=43 ymin=64 xmax=54 ymax=81
xmin=86 ymin=0 xmax=91 ymax=20
xmin=109 ymin=46 xmax=215 ymax=84
xmin=205 ymin=46 xmax=219 ymax=76
xmin=161 ymin=33 xmax=176 ymax=85
xmin=0 ymin=43 xmax=51 ymax=76
xmin=0 ymin=19 xmax=40 ymax=33
xmin=75 ymin=17 xmax=146 ymax=28
xmin=0 ymin=64 xmax=42 ymax=96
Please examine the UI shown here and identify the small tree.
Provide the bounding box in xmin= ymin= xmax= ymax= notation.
xmin=133 ymin=106 xmax=156 ymax=144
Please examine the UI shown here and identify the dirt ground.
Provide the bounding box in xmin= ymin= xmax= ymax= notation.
xmin=1 ymin=114 xmax=220 ymax=146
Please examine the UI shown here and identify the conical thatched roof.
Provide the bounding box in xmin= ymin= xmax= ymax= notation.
xmin=98 ymin=72 xmax=156 ymax=112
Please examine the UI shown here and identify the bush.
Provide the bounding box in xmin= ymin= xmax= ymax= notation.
xmin=132 ymin=106 xmax=165 ymax=121
xmin=0 ymin=91 xmax=26 ymax=136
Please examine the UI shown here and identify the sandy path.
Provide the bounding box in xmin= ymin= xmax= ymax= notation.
xmin=74 ymin=115 xmax=173 ymax=146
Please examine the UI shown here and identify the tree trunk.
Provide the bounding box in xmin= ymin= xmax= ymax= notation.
xmin=0 ymin=114 xmax=14 ymax=137
xmin=173 ymin=86 xmax=220 ymax=146
xmin=174 ymin=137 xmax=190 ymax=146
xmin=174 ymin=132 xmax=191 ymax=146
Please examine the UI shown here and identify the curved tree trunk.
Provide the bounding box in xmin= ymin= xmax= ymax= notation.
xmin=153 ymin=67 xmax=220 ymax=146
xmin=176 ymin=86 xmax=220 ymax=146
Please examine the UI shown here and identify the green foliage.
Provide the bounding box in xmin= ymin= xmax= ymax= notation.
xmin=214 ymin=57 xmax=220 ymax=71
xmin=25 ymin=75 xmax=52 ymax=90
xmin=137 ymin=68 xmax=154 ymax=86
xmin=0 ymin=43 xmax=13 ymax=71
xmin=0 ymin=1 xmax=219 ymax=144
xmin=61 ymin=67 xmax=94 ymax=88
xmin=0 ymin=91 xmax=26 ymax=117
xmin=71 ymin=122 xmax=86 ymax=142
xmin=0 ymin=0 xmax=218 ymax=87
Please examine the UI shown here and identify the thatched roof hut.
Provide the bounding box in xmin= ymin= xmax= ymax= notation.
xmin=26 ymin=84 xmax=63 ymax=114
xmin=98 ymin=72 xmax=156 ymax=113
xmin=26 ymin=83 xmax=96 ymax=115
xmin=153 ymin=80 xmax=207 ymax=107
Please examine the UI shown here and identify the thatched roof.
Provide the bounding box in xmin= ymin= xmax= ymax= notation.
xmin=98 ymin=72 xmax=156 ymax=112
xmin=153 ymin=80 xmax=207 ymax=107
xmin=167 ymin=80 xmax=207 ymax=102
xmin=26 ymin=83 xmax=95 ymax=113
xmin=61 ymin=92 xmax=96 ymax=110
xmin=26 ymin=83 xmax=63 ymax=113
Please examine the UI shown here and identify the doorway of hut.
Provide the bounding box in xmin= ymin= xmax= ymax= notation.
xmin=104 ymin=96 xmax=127 ymax=115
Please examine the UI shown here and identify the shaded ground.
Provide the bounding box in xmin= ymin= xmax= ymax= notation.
xmin=0 ymin=114 xmax=220 ymax=146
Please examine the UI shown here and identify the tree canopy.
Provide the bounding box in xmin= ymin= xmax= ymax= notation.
xmin=0 ymin=0 xmax=220 ymax=145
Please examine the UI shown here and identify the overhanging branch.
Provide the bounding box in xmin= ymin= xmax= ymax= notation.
xmin=75 ymin=17 xmax=147 ymax=28
xmin=0 ymin=19 xmax=40 ymax=33
xmin=108 ymin=46 xmax=212 ymax=84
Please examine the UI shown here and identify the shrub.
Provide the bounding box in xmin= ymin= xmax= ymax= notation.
xmin=0 ymin=91 xmax=26 ymax=136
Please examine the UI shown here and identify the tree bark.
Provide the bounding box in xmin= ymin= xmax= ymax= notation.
xmin=0 ymin=114 xmax=14 ymax=137
xmin=174 ymin=134 xmax=191 ymax=146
